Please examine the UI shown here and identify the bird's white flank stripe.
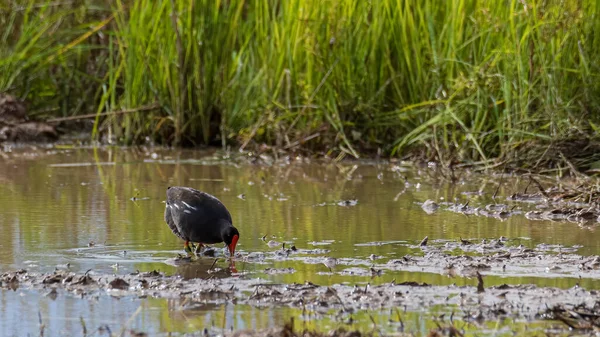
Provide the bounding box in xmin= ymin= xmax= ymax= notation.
xmin=183 ymin=209 xmax=192 ymax=214
xmin=182 ymin=201 xmax=197 ymax=211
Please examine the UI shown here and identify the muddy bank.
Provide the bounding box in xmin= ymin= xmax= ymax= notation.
xmin=2 ymin=243 xmax=599 ymax=318
xmin=0 ymin=94 xmax=58 ymax=142
xmin=5 ymin=235 xmax=600 ymax=337
xmin=420 ymin=179 xmax=600 ymax=225
xmin=2 ymin=265 xmax=598 ymax=336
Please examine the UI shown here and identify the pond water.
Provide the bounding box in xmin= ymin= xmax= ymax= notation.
xmin=1 ymin=147 xmax=599 ymax=336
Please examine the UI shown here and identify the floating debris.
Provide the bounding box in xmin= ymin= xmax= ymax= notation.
xmin=354 ymin=240 xmax=404 ymax=247
xmin=370 ymin=267 xmax=383 ymax=277
xmin=309 ymin=240 xmax=335 ymax=246
xmin=263 ymin=268 xmax=296 ymax=275
xmin=174 ymin=254 xmax=192 ymax=263
xmin=421 ymin=199 xmax=439 ymax=214
xmin=267 ymin=240 xmax=281 ymax=248
xmin=337 ymin=199 xmax=358 ymax=207
xmin=315 ymin=199 xmax=358 ymax=207
xmin=323 ymin=257 xmax=337 ymax=272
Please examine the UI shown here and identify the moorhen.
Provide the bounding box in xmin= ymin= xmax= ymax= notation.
xmin=164 ymin=186 xmax=239 ymax=257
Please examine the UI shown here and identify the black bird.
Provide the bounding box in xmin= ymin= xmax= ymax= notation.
xmin=164 ymin=186 xmax=239 ymax=257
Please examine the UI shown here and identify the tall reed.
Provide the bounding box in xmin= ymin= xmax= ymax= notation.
xmin=2 ymin=0 xmax=599 ymax=162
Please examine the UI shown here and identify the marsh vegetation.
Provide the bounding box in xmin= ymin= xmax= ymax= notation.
xmin=2 ymin=1 xmax=600 ymax=167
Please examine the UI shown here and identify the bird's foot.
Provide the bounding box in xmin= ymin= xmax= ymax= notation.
xmin=194 ymin=243 xmax=206 ymax=255
xmin=184 ymin=241 xmax=195 ymax=255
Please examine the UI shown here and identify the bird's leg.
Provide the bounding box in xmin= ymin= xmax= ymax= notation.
xmin=184 ymin=241 xmax=193 ymax=254
xmin=229 ymin=260 xmax=237 ymax=273
xmin=194 ymin=243 xmax=205 ymax=255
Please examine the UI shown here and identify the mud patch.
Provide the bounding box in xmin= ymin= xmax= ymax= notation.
xmin=1 ymin=266 xmax=598 ymax=336
xmin=421 ymin=173 xmax=600 ymax=226
xmin=0 ymin=93 xmax=58 ymax=142
xmin=224 ymin=319 xmax=375 ymax=337
xmin=239 ymin=237 xmax=600 ymax=281
xmin=372 ymin=238 xmax=599 ymax=280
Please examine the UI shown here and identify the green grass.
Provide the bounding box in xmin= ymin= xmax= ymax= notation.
xmin=2 ymin=0 xmax=600 ymax=164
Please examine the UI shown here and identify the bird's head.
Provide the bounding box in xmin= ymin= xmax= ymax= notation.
xmin=222 ymin=226 xmax=239 ymax=257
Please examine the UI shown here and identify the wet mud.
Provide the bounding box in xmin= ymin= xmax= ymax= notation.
xmin=0 ymin=93 xmax=58 ymax=142
xmin=3 ymin=237 xmax=600 ymax=335
xmin=0 ymin=265 xmax=596 ymax=335
xmin=419 ymin=171 xmax=600 ymax=226
xmin=225 ymin=320 xmax=376 ymax=337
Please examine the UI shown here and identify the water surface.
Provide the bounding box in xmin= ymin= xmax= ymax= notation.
xmin=1 ymin=147 xmax=598 ymax=335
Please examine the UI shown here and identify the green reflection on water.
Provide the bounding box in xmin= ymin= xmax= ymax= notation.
xmin=2 ymin=148 xmax=599 ymax=281
xmin=0 ymin=147 xmax=597 ymax=335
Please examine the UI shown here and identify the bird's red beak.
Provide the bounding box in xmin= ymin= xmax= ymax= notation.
xmin=228 ymin=234 xmax=239 ymax=257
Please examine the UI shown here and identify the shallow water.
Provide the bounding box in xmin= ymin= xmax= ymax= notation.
xmin=1 ymin=147 xmax=599 ymax=335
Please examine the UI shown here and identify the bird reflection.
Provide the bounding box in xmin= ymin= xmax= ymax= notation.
xmin=175 ymin=257 xmax=237 ymax=279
